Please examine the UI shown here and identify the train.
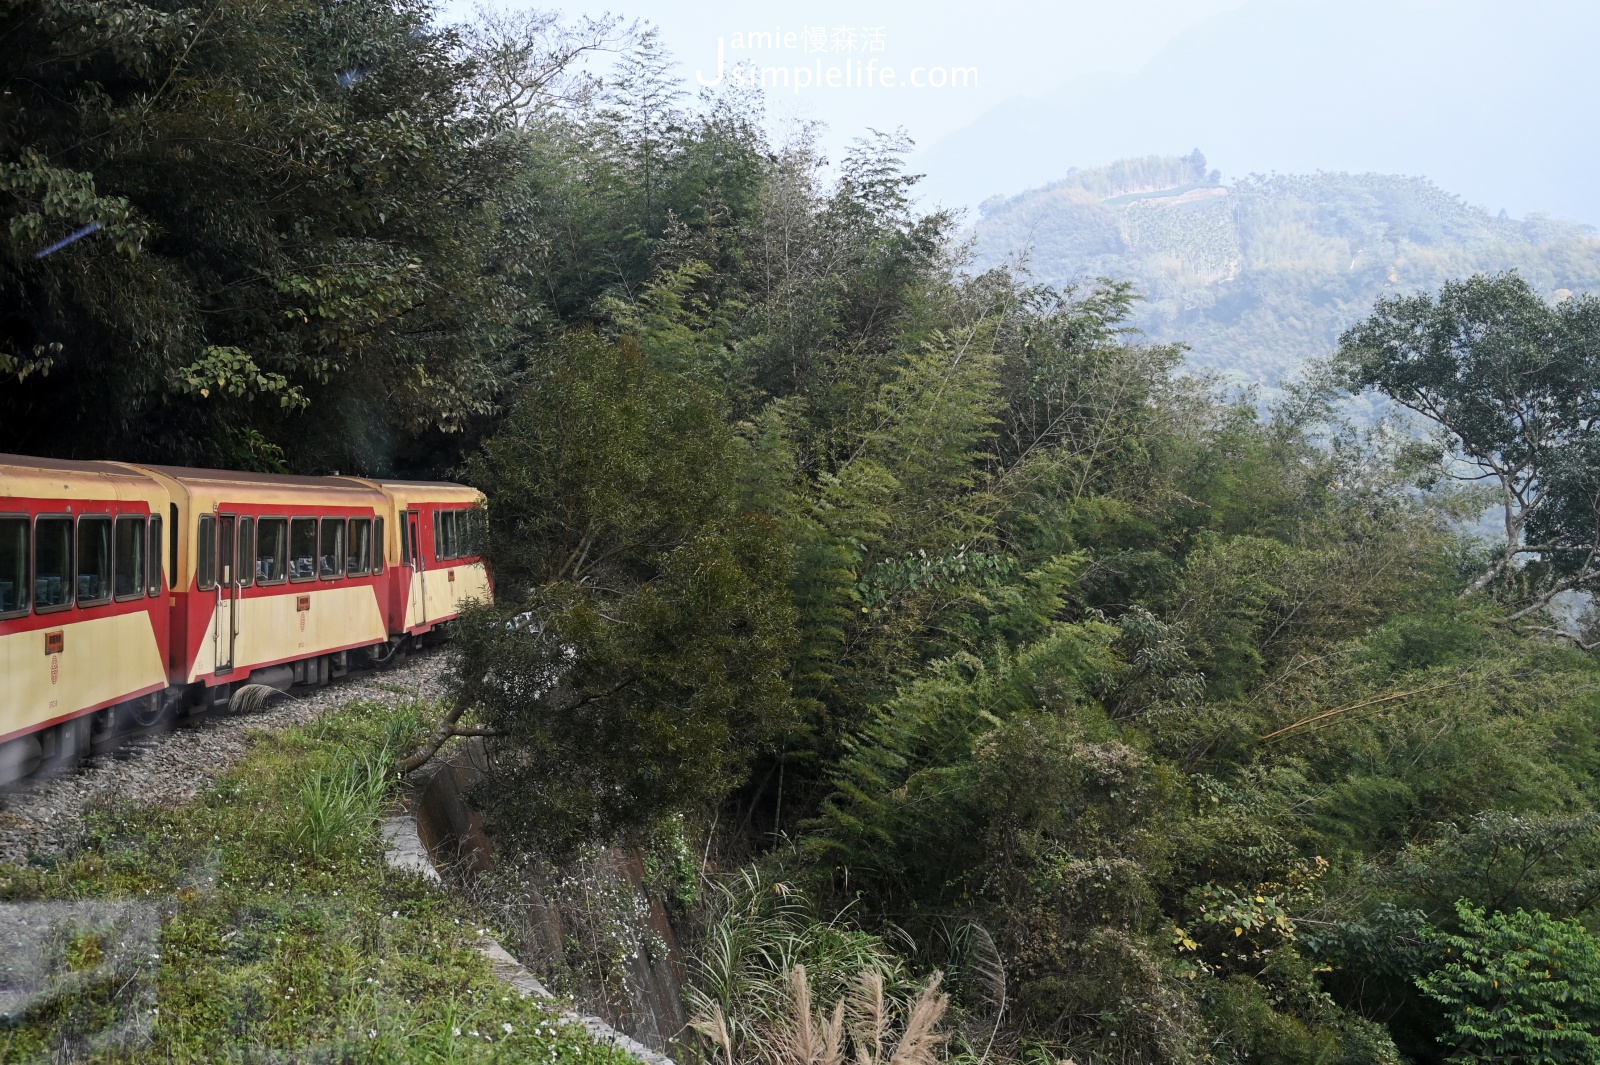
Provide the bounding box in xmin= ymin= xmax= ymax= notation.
xmin=0 ymin=454 xmax=492 ymax=784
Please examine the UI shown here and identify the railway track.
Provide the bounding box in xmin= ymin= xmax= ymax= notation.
xmin=0 ymin=650 xmax=447 ymax=867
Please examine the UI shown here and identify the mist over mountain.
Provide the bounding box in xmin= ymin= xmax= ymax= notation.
xmin=968 ymin=153 xmax=1600 ymax=387
xmin=919 ymin=0 xmax=1600 ymax=227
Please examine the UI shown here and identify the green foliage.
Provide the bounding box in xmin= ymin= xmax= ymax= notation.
xmin=291 ymin=745 xmax=395 ymax=864
xmin=1 ymin=0 xmax=540 ymax=470
xmin=1339 ymin=273 xmax=1600 ymax=618
xmin=13 ymin=4 xmax=1600 ymax=1059
xmin=0 ymin=697 xmax=630 ymax=1064
xmin=687 ymin=865 xmax=917 ymax=1048
xmin=451 ymin=332 xmax=799 ymax=859
xmin=1418 ymin=901 xmax=1600 ymax=1064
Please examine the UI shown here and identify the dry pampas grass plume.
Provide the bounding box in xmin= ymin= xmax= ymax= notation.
xmin=848 ymin=969 xmax=889 ymax=1065
xmin=886 ymin=972 xmax=949 ymax=1065
xmin=694 ymin=964 xmax=949 ymax=1065
xmin=691 ymin=1002 xmax=735 ymax=1065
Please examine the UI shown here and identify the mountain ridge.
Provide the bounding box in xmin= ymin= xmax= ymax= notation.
xmin=968 ymin=154 xmax=1600 ymax=387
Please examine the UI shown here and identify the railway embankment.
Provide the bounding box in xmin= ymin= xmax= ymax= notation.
xmin=0 ymin=653 xmax=644 ymax=1063
xmin=0 ymin=651 xmax=687 ymax=1063
xmin=0 ymin=654 xmax=449 ymax=868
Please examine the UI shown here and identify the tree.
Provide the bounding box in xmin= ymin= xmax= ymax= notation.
xmin=0 ymin=0 xmax=534 ymax=471
xmin=1337 ymin=273 xmax=1600 ymax=629
xmin=1418 ymin=901 xmax=1600 ymax=1064
xmin=417 ymin=333 xmax=800 ymax=857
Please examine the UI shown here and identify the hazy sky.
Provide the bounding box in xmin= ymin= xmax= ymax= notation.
xmin=613 ymin=0 xmax=1252 ymax=147
xmin=444 ymin=0 xmax=1250 ymax=148
xmin=444 ymin=0 xmax=1600 ymax=224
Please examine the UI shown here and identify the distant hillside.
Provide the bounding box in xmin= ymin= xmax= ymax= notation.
xmin=969 ymin=155 xmax=1600 ymax=386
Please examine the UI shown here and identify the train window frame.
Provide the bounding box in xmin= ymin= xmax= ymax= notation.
xmin=256 ymin=517 xmax=289 ymax=585
xmin=76 ymin=514 xmax=113 ymax=607
xmin=372 ymin=517 xmax=385 ymax=574
xmin=32 ymin=515 xmax=73 ymax=614
xmin=237 ymin=517 xmax=255 ymax=589
xmin=197 ymin=515 xmax=217 ymax=591
xmin=289 ymin=517 xmax=317 ymax=583
xmin=318 ymin=517 xmax=345 ymax=581
xmin=0 ymin=514 xmax=29 ymax=619
xmin=148 ymin=515 xmax=164 ymax=597
xmin=112 ymin=514 xmax=146 ymax=602
xmin=346 ymin=517 xmax=372 ymax=577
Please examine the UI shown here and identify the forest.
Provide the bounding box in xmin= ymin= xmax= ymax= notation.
xmin=7 ymin=0 xmax=1600 ymax=1062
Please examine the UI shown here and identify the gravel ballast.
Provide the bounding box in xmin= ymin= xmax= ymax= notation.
xmin=0 ymin=653 xmax=447 ymax=866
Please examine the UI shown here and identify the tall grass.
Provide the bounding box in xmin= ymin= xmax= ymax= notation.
xmin=292 ymin=745 xmax=394 ymax=863
xmin=691 ymin=963 xmax=950 ymax=1065
xmin=686 ymin=867 xmax=935 ymax=1065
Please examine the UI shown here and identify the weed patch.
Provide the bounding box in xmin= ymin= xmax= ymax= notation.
xmin=0 ymin=699 xmax=637 ymax=1065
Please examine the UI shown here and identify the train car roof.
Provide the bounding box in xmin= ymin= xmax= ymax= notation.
xmin=135 ymin=464 xmax=376 ymax=489
xmin=1 ymin=454 xmax=480 ymax=503
xmin=1 ymin=453 xmax=163 ymax=480
xmin=0 ymin=453 xmax=170 ymax=502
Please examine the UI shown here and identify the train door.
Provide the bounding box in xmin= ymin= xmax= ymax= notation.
xmin=405 ymin=509 xmax=427 ymax=628
xmin=215 ymin=513 xmax=238 ymax=673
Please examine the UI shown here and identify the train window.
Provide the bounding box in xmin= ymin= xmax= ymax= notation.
xmin=34 ymin=517 xmax=71 ymax=611
xmin=432 ymin=510 xmax=445 ymax=560
xmin=465 ymin=509 xmax=482 ymax=557
xmin=318 ymin=518 xmax=345 ymax=579
xmin=372 ymin=517 xmax=385 ymax=574
xmin=197 ymin=515 xmax=217 ymax=590
xmin=219 ymin=514 xmax=236 ymax=588
xmin=168 ymin=504 xmax=178 ymax=584
xmin=400 ymin=515 xmax=411 ymax=565
xmin=257 ymin=518 xmax=288 ymax=583
xmin=148 ymin=515 xmax=164 ymax=596
xmin=237 ymin=517 xmax=255 ymax=588
xmin=77 ymin=516 xmax=112 ymax=606
xmin=441 ymin=511 xmax=460 ymax=559
xmin=289 ymin=518 xmax=317 ymax=581
xmin=347 ymin=518 xmax=372 ymax=576
xmin=0 ymin=517 xmax=27 ymax=616
xmin=113 ymin=516 xmax=146 ymax=601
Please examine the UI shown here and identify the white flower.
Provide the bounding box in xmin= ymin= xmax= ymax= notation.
xmin=503 ymin=1023 xmax=514 ymax=1034
xmin=368 ymin=1030 xmax=377 ymax=1039
xmin=453 ymin=1028 xmax=462 ymax=1037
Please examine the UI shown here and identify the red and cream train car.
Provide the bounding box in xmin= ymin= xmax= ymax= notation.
xmin=0 ymin=455 xmax=490 ymax=783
